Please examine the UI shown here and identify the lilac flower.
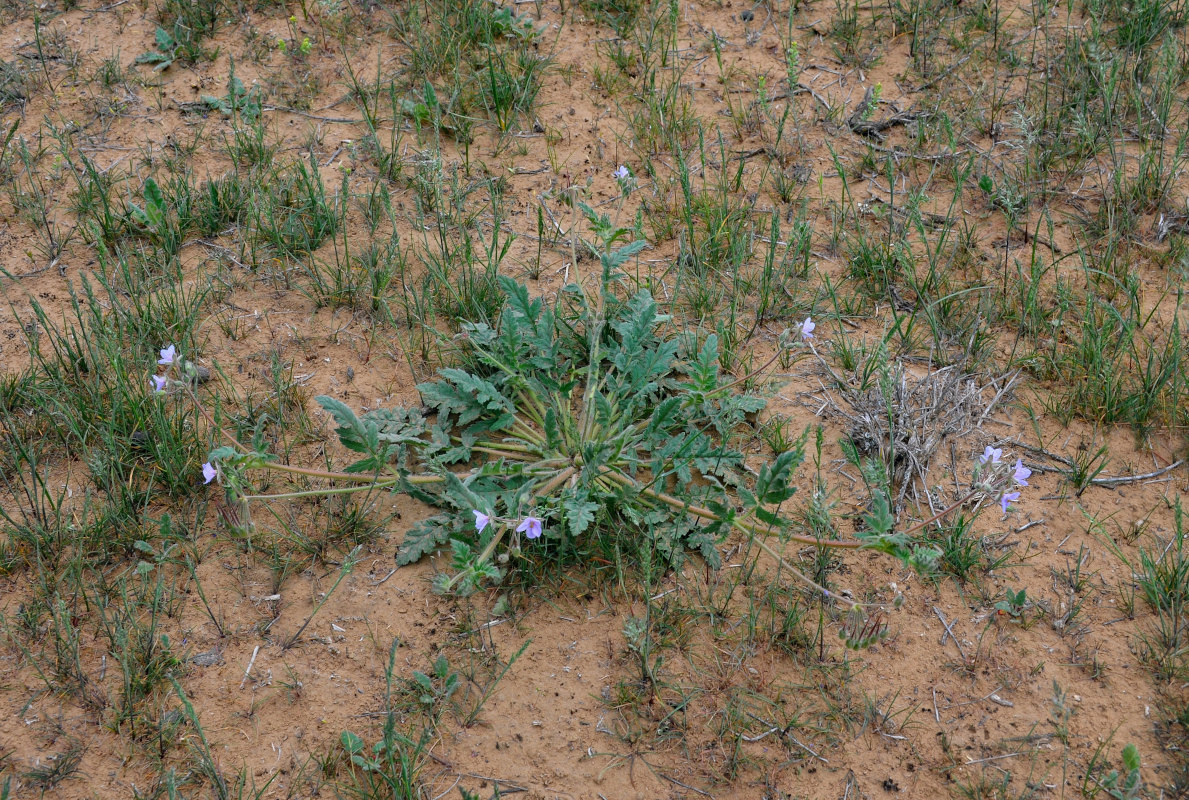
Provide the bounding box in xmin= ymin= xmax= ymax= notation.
xmin=1012 ymin=458 xmax=1031 ymax=487
xmin=800 ymin=317 xmax=815 ymax=340
xmin=202 ymin=462 xmax=217 ymax=484
xmin=980 ymin=446 xmax=1002 ymax=464
xmin=158 ymin=345 xmax=177 ymax=366
xmin=1000 ymin=491 xmax=1020 ymax=513
xmin=613 ymin=165 xmax=630 ymax=180
xmin=150 ymin=374 xmax=169 ymax=393
xmin=473 ymin=510 xmax=491 ymax=533
xmin=516 ymin=516 xmax=543 ymax=540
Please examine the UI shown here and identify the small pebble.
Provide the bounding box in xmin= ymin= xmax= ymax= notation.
xmin=191 ymin=649 xmax=222 ymax=667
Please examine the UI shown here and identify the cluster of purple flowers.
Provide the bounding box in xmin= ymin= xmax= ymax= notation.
xmin=979 ymin=446 xmax=1031 ymax=513
xmin=153 ymin=345 xmax=219 ymax=486
xmin=150 ymin=345 xmax=177 ymax=394
xmin=473 ymin=510 xmax=543 ymax=540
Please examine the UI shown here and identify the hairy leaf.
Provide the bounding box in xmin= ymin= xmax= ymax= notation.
xmin=397 ymin=515 xmax=452 ymax=565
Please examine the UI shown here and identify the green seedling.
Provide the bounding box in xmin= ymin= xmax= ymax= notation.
xmin=490 ymin=5 xmax=542 ymax=40
xmin=202 ymin=72 xmax=262 ymax=122
xmin=1088 ymin=742 xmax=1143 ymax=799
xmin=135 ymin=27 xmax=179 ymax=72
xmin=412 ymin=655 xmax=459 ymax=710
xmin=995 ymin=586 xmax=1028 ymax=618
xmin=127 ymin=177 xmax=169 ymax=239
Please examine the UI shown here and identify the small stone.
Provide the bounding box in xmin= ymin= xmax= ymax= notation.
xmin=191 ymin=649 xmax=222 ymax=667
xmin=741 ymin=9 xmax=754 ymax=21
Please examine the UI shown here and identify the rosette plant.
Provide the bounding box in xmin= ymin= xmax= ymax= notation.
xmin=206 ymin=206 xmax=950 ymax=645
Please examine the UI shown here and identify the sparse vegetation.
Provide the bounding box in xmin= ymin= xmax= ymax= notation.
xmin=0 ymin=0 xmax=1186 ymax=796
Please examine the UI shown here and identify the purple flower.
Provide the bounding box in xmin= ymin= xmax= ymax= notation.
xmin=516 ymin=516 xmax=543 ymax=540
xmin=158 ymin=345 xmax=177 ymax=366
xmin=473 ymin=510 xmax=491 ymax=533
xmin=1000 ymin=491 xmax=1020 ymax=513
xmin=980 ymin=446 xmax=1002 ymax=464
xmin=1012 ymin=458 xmax=1031 ymax=487
xmin=801 ymin=317 xmax=815 ymax=340
xmin=150 ymin=374 xmax=169 ymax=393
xmin=202 ymin=462 xmax=217 ymax=484
xmin=613 ymin=165 xmax=630 ymax=180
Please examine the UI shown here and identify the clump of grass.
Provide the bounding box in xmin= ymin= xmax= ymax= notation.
xmin=1100 ymin=499 xmax=1189 ymax=687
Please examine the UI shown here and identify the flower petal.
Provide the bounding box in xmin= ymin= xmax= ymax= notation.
xmin=517 ymin=516 xmax=543 ymax=539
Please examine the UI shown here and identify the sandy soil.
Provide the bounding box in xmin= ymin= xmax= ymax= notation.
xmin=1 ymin=0 xmax=1187 ymax=797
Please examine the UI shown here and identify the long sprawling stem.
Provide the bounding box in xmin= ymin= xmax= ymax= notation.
xmin=263 ymin=462 xmax=443 ymax=485
xmin=243 ymin=482 xmax=397 ymax=502
xmin=601 ymin=470 xmax=861 ymax=549
xmin=597 ymin=468 xmax=860 ymax=607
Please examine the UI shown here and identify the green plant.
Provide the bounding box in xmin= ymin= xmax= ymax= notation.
xmin=20 ymin=740 xmax=83 ymax=792
xmin=135 ymin=27 xmax=180 ymax=72
xmin=127 ymin=176 xmax=182 ymax=257
xmin=280 ymin=545 xmax=361 ymax=650
xmin=338 ymin=729 xmax=423 ymax=794
xmin=4 ymin=0 xmax=1189 ymax=793
xmin=1086 ymin=742 xmax=1143 ymax=799
xmin=202 ymin=70 xmax=262 ymax=122
xmin=411 ymin=654 xmax=459 ymax=713
xmin=927 ymin=513 xmax=1011 ymax=584
xmin=339 ymin=640 xmax=427 ymax=799
xmin=1136 ymin=501 xmax=1189 ymax=615
xmin=462 ymin=640 xmax=528 ymax=726
xmin=480 ymin=49 xmax=548 ymax=131
xmin=995 ymin=586 xmax=1028 ymax=618
xmin=154 ymin=0 xmax=221 ymax=64
xmin=202 ymin=210 xmax=991 ymax=649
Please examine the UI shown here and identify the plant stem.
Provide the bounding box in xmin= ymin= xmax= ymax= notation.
xmin=262 ymin=461 xmax=442 ymax=485
xmin=468 ymin=523 xmax=510 ymax=575
xmin=473 ymin=439 xmax=536 ymax=454
xmin=471 ymin=446 xmax=535 ymax=460
xmin=900 ymin=489 xmax=980 ymax=536
xmin=510 ymin=419 xmax=546 ymax=446
xmin=533 ymin=466 xmax=577 ymax=498
xmin=712 ymin=343 xmax=789 ymax=396
xmin=243 ymin=482 xmax=397 ymax=501
xmin=603 ymin=471 xmax=861 ymax=549
xmin=745 ymin=532 xmax=859 ymax=609
xmin=281 ymin=545 xmax=361 ymax=650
